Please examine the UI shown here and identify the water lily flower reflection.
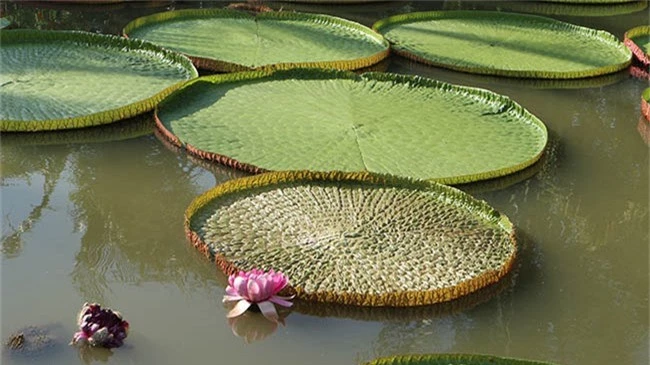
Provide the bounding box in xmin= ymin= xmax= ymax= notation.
xmin=223 ymin=269 xmax=294 ymax=322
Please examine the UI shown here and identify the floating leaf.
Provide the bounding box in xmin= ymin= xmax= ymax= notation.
xmin=186 ymin=171 xmax=517 ymax=307
xmin=123 ymin=9 xmax=389 ymax=72
xmin=373 ymin=11 xmax=631 ymax=79
xmin=443 ymin=0 xmax=648 ymax=17
xmin=156 ymin=68 xmax=548 ymax=184
xmin=624 ymin=25 xmax=650 ymax=65
xmin=363 ymin=353 xmax=561 ymax=365
xmin=0 ymin=30 xmax=197 ymax=132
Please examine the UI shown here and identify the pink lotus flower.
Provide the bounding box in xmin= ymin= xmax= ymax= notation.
xmin=223 ymin=269 xmax=294 ymax=323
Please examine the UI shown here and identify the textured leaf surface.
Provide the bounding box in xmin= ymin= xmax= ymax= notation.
xmin=186 ymin=171 xmax=517 ymax=306
xmin=364 ymin=354 xmax=560 ymax=365
xmin=0 ymin=30 xmax=197 ymax=131
xmin=373 ymin=11 xmax=631 ymax=79
xmin=156 ymin=69 xmax=547 ymax=184
xmin=123 ymin=9 xmax=389 ymax=71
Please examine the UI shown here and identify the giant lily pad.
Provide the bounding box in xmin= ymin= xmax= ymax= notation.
xmin=624 ymin=25 xmax=650 ymax=65
xmin=122 ymin=9 xmax=389 ymax=72
xmin=373 ymin=11 xmax=632 ymax=79
xmin=155 ymin=68 xmax=547 ymax=184
xmin=443 ymin=0 xmax=648 ymax=17
xmin=0 ymin=30 xmax=197 ymax=132
xmin=363 ymin=354 xmax=560 ymax=365
xmin=186 ymin=171 xmax=517 ymax=307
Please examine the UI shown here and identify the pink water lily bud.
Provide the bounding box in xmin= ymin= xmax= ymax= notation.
xmin=70 ymin=302 xmax=129 ymax=349
xmin=223 ymin=269 xmax=294 ymax=323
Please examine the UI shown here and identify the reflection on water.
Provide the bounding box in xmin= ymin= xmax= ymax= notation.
xmin=638 ymin=116 xmax=650 ymax=145
xmin=65 ymin=135 xmax=220 ymax=303
xmin=2 ymin=2 xmax=649 ymax=365
xmin=227 ymin=310 xmax=290 ymax=344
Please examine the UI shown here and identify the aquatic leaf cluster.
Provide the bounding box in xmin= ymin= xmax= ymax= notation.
xmin=2 ymin=4 xmax=641 ymax=365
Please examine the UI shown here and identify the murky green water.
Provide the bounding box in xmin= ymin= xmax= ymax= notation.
xmin=1 ymin=1 xmax=648 ymax=365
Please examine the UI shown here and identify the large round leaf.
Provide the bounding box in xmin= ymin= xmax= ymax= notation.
xmin=123 ymin=9 xmax=389 ymax=72
xmin=443 ymin=0 xmax=648 ymax=17
xmin=373 ymin=11 xmax=632 ymax=79
xmin=186 ymin=171 xmax=517 ymax=307
xmin=156 ymin=68 xmax=548 ymax=184
xmin=0 ymin=30 xmax=197 ymax=132
xmin=363 ymin=354 xmax=560 ymax=365
xmin=625 ymin=25 xmax=650 ymax=65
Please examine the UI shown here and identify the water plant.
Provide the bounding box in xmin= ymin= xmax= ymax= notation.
xmin=123 ymin=8 xmax=389 ymax=72
xmin=373 ymin=11 xmax=631 ymax=78
xmin=155 ymin=68 xmax=548 ymax=184
xmin=186 ymin=171 xmax=517 ymax=307
xmin=223 ymin=269 xmax=294 ymax=323
xmin=70 ymin=302 xmax=129 ymax=348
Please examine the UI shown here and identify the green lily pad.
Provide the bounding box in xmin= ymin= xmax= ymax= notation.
xmin=186 ymin=171 xmax=517 ymax=307
xmin=363 ymin=354 xmax=560 ymax=365
xmin=0 ymin=30 xmax=197 ymax=132
xmin=123 ymin=9 xmax=389 ymax=72
xmin=156 ymin=68 xmax=547 ymax=184
xmin=443 ymin=0 xmax=648 ymax=17
xmin=373 ymin=11 xmax=632 ymax=79
xmin=625 ymin=25 xmax=650 ymax=65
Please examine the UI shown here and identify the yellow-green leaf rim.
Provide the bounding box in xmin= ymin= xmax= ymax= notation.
xmin=363 ymin=353 xmax=560 ymax=365
xmin=373 ymin=11 xmax=632 ymax=79
xmin=123 ymin=8 xmax=389 ymax=72
xmin=0 ymin=30 xmax=198 ymax=132
xmin=155 ymin=68 xmax=548 ymax=185
xmin=185 ymin=170 xmax=517 ymax=307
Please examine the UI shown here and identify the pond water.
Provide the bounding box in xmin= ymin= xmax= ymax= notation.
xmin=1 ymin=1 xmax=648 ymax=365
